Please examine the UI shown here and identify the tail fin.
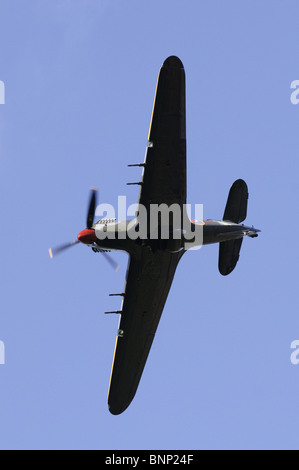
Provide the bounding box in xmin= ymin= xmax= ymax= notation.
xmin=219 ymin=179 xmax=248 ymax=276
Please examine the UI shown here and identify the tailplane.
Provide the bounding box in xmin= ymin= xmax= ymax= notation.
xmin=219 ymin=238 xmax=243 ymax=276
xmin=219 ymin=179 xmax=248 ymax=276
xmin=222 ymin=179 xmax=248 ymax=224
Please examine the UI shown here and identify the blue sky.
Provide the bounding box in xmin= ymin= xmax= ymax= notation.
xmin=1 ymin=0 xmax=299 ymax=450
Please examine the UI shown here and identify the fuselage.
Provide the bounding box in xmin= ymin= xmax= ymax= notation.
xmin=77 ymin=218 xmax=260 ymax=254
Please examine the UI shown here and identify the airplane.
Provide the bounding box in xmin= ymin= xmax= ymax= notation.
xmin=49 ymin=56 xmax=260 ymax=415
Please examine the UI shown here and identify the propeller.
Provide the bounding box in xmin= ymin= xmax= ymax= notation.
xmin=86 ymin=187 xmax=97 ymax=229
xmin=100 ymin=250 xmax=120 ymax=272
xmin=49 ymin=187 xmax=119 ymax=271
xmin=48 ymin=240 xmax=79 ymax=259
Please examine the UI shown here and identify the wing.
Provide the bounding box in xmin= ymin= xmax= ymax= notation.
xmin=108 ymin=249 xmax=183 ymax=415
xmin=107 ymin=56 xmax=187 ymax=415
xmin=137 ymin=56 xmax=186 ymax=213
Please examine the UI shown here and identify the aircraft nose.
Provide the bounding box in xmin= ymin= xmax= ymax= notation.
xmin=77 ymin=228 xmax=97 ymax=245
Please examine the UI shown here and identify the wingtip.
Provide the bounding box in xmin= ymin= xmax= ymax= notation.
xmin=163 ymin=56 xmax=184 ymax=69
xmin=48 ymin=248 xmax=53 ymax=259
xmin=108 ymin=400 xmax=130 ymax=416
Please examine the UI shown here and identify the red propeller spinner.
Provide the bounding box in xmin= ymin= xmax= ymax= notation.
xmin=77 ymin=228 xmax=97 ymax=245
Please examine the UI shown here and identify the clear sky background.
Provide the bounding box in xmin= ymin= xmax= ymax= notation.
xmin=1 ymin=0 xmax=299 ymax=450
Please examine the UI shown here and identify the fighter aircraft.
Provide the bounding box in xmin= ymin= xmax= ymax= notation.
xmin=49 ymin=56 xmax=260 ymax=415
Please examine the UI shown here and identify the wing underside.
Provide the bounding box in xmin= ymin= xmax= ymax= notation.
xmin=108 ymin=249 xmax=183 ymax=415
xmin=108 ymin=56 xmax=187 ymax=414
xmin=138 ymin=55 xmax=186 ymax=212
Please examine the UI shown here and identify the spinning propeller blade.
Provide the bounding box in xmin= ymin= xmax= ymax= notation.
xmin=86 ymin=187 xmax=98 ymax=229
xmin=101 ymin=251 xmax=120 ymax=272
xmin=48 ymin=240 xmax=79 ymax=258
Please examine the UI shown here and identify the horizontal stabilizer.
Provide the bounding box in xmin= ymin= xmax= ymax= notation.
xmin=223 ymin=179 xmax=248 ymax=223
xmin=219 ymin=238 xmax=243 ymax=276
